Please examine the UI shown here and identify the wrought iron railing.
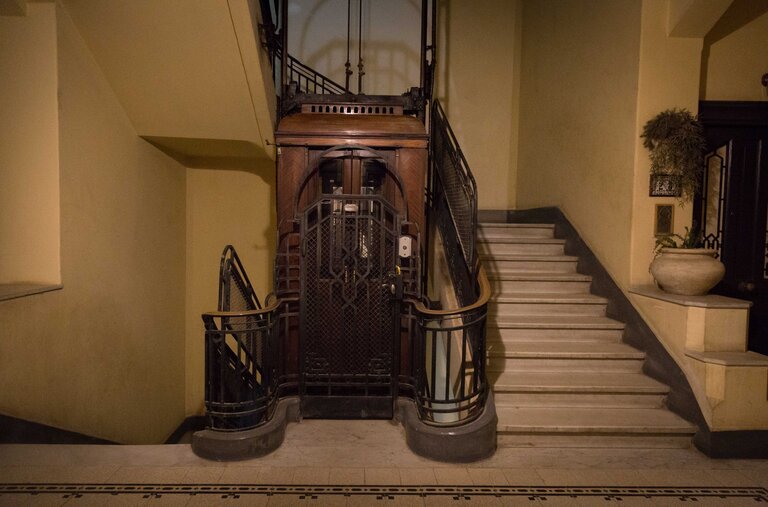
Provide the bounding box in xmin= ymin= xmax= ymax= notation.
xmin=407 ymin=267 xmax=490 ymax=426
xmin=430 ymin=100 xmax=479 ymax=287
xmin=402 ymin=99 xmax=488 ymax=426
xmin=274 ymin=47 xmax=347 ymax=96
xmin=202 ymin=246 xmax=278 ymax=431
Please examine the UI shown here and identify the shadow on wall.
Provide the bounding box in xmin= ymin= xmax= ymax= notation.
xmin=699 ymin=0 xmax=768 ymax=98
xmin=293 ymin=0 xmax=421 ymax=95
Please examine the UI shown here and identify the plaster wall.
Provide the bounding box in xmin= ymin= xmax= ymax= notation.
xmin=184 ymin=166 xmax=276 ymax=415
xmin=516 ymin=0 xmax=641 ymax=288
xmin=0 ymin=3 xmax=187 ymax=444
xmin=62 ymin=0 xmax=275 ymax=161
xmin=436 ymin=0 xmax=522 ymax=211
xmin=0 ymin=4 xmax=60 ymax=284
xmin=703 ymin=10 xmax=768 ymax=101
xmin=628 ymin=0 xmax=701 ymax=287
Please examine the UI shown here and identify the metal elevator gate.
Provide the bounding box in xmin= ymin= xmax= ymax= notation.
xmin=299 ymin=195 xmax=401 ymax=418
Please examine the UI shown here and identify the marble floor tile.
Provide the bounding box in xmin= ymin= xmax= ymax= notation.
xmin=217 ymin=466 xmax=262 ymax=484
xmin=180 ymin=466 xmax=224 ymax=485
xmin=107 ymin=467 xmax=190 ymax=484
xmin=432 ymin=468 xmax=472 ymax=485
xmin=256 ymin=467 xmax=294 ymax=484
xmin=0 ymin=465 xmax=120 ymax=484
xmin=266 ymin=493 xmax=346 ymax=506
xmin=424 ymin=494 xmax=504 ymax=506
xmin=501 ymin=469 xmax=544 ymax=486
xmin=467 ymin=468 xmax=509 ymax=486
xmin=365 ymin=468 xmax=401 ymax=485
xmin=328 ymin=467 xmax=365 ymax=485
xmin=635 ymin=469 xmax=718 ymax=487
xmin=347 ymin=494 xmax=424 ymax=506
xmin=399 ymin=468 xmax=436 ymax=485
xmin=0 ymin=493 xmax=69 ymax=507
xmin=291 ymin=467 xmax=330 ymax=485
xmin=186 ymin=492 xmax=267 ymax=505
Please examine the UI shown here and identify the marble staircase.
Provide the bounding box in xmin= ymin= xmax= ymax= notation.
xmin=480 ymin=223 xmax=697 ymax=448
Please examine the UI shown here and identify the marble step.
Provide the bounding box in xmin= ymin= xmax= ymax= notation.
xmin=491 ymin=371 xmax=669 ymax=408
xmin=496 ymin=406 xmax=696 ymax=448
xmin=488 ymin=327 xmax=624 ymax=343
xmin=487 ymin=341 xmax=645 ymax=372
xmin=489 ymin=293 xmax=608 ymax=317
xmin=489 ymin=273 xmax=592 ymax=294
xmin=489 ymin=314 xmax=625 ymax=329
xmin=482 ymin=254 xmax=579 ymax=274
xmin=478 ymin=223 xmax=555 ymax=240
xmin=479 ymin=238 xmax=565 ymax=256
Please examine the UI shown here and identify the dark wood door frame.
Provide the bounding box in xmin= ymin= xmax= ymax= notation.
xmin=697 ymin=101 xmax=768 ymax=355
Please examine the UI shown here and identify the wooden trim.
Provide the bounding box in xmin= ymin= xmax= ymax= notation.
xmin=276 ymin=137 xmax=427 ymax=148
xmin=407 ymin=265 xmax=490 ymax=316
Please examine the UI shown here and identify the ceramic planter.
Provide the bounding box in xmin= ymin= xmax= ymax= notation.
xmin=650 ymin=248 xmax=725 ymax=296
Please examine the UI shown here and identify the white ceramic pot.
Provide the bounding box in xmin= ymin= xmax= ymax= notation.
xmin=650 ymin=248 xmax=725 ymax=296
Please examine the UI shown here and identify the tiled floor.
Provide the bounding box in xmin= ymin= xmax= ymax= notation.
xmin=1 ymin=420 xmax=767 ymax=505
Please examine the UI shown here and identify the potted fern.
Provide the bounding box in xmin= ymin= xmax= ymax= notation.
xmin=650 ymin=226 xmax=724 ymax=296
xmin=641 ymin=108 xmax=706 ymax=202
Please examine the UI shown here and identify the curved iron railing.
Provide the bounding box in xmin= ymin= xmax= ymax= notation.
xmin=406 ymin=267 xmax=490 ymax=426
xmin=202 ymin=246 xmax=277 ymax=431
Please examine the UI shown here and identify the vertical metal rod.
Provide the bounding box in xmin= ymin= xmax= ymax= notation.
xmin=444 ymin=329 xmax=451 ymax=401
xmin=419 ymin=0 xmax=427 ymax=94
xmin=357 ymin=0 xmax=364 ymax=93
xmin=459 ymin=328 xmax=466 ymax=398
xmin=280 ymin=0 xmax=288 ymax=96
xmin=345 ymin=0 xmax=352 ymax=92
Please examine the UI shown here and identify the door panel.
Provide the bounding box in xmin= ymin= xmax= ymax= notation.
xmin=299 ymin=195 xmax=401 ymax=418
xmin=698 ymin=102 xmax=768 ymax=355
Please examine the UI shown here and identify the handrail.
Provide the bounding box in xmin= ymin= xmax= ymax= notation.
xmin=430 ymin=99 xmax=479 ymax=276
xmin=407 ymin=265 xmax=490 ymax=316
xmin=203 ymin=295 xmax=296 ymax=319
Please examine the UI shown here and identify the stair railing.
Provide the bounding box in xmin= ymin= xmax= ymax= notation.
xmin=404 ymin=98 xmax=488 ymax=426
xmin=201 ymin=246 xmax=279 ymax=431
xmin=430 ymin=99 xmax=479 ymax=287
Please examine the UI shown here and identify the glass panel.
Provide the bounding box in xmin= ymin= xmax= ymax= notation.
xmin=701 ymin=144 xmax=728 ymax=259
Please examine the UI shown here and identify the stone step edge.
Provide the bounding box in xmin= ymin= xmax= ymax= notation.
xmin=480 ymin=254 xmax=577 ymax=261
xmin=479 ymin=223 xmax=555 ymax=228
xmin=496 ymin=425 xmax=697 ymax=435
xmin=487 ymin=273 xmax=591 ymax=281
xmin=490 ymin=320 xmax=626 ymax=330
xmin=479 ymin=238 xmax=565 ymax=245
xmin=487 ymin=350 xmax=645 ymax=360
xmin=490 ymin=294 xmax=608 ymax=304
xmin=490 ymin=383 xmax=669 ymax=395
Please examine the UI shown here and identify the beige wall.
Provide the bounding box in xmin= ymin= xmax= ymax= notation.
xmin=437 ymin=0 xmax=522 ymax=211
xmin=0 ymin=3 xmax=60 ymax=284
xmin=62 ymin=0 xmax=275 ymax=163
xmin=703 ymin=10 xmax=768 ymax=101
xmin=185 ymin=166 xmax=276 ymax=415
xmin=628 ymin=0 xmax=701 ymax=287
xmin=516 ymin=0 xmax=641 ymax=288
xmin=0 ymin=3 xmax=187 ymax=444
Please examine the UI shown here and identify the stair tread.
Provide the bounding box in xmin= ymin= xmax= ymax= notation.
xmin=490 ymin=315 xmax=625 ymax=329
xmin=479 ymin=223 xmax=555 ymax=228
xmin=480 ymin=237 xmax=565 ymax=244
xmin=487 ymin=341 xmax=644 ymax=359
xmin=491 ymin=371 xmax=668 ymax=393
xmin=496 ymin=406 xmax=696 ymax=433
xmin=491 ymin=293 xmax=607 ymax=304
xmin=481 ymin=254 xmax=578 ymax=262
xmin=488 ymin=273 xmax=591 ymax=281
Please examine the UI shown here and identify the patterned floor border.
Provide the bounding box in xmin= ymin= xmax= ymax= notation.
xmin=1 ymin=484 xmax=767 ymax=502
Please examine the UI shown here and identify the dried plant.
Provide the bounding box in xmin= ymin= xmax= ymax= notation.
xmin=641 ymin=108 xmax=706 ymax=202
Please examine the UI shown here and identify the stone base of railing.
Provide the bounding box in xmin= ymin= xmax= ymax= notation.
xmin=191 ymin=397 xmax=300 ymax=461
xmin=397 ymin=392 xmax=497 ymax=463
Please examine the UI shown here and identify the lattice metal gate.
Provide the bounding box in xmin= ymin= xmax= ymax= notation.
xmin=299 ymin=196 xmax=401 ymax=418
